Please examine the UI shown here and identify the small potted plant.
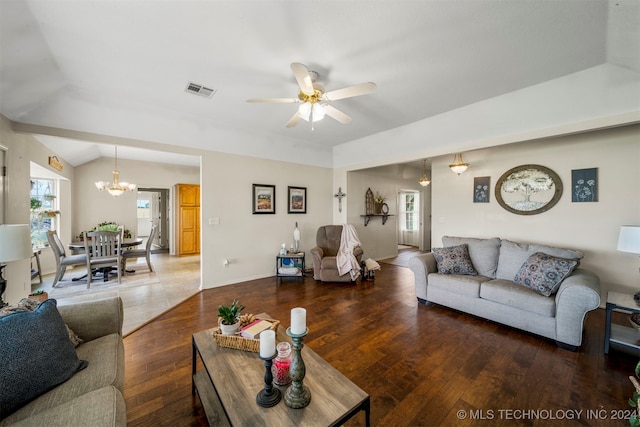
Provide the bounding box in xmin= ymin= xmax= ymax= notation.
xmin=217 ymin=299 xmax=245 ymax=335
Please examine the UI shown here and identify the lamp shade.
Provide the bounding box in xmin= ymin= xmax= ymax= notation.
xmin=618 ymin=225 xmax=640 ymax=254
xmin=0 ymin=224 xmax=32 ymax=263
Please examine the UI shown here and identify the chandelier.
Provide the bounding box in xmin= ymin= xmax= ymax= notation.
xmin=449 ymin=153 xmax=470 ymax=175
xmin=95 ymin=146 xmax=136 ymax=196
xmin=418 ymin=159 xmax=431 ymax=187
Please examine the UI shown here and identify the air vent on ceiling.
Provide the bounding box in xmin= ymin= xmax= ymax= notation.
xmin=185 ymin=82 xmax=217 ymax=98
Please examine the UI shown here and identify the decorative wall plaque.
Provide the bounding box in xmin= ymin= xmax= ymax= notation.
xmin=495 ymin=164 xmax=562 ymax=215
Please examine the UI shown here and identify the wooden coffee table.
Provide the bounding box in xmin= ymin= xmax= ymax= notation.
xmin=192 ymin=319 xmax=370 ymax=426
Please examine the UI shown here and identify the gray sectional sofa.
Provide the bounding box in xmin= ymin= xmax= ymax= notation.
xmin=1 ymin=297 xmax=126 ymax=426
xmin=408 ymin=236 xmax=601 ymax=349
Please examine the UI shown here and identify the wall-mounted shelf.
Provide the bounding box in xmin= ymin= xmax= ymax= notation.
xmin=360 ymin=214 xmax=393 ymax=226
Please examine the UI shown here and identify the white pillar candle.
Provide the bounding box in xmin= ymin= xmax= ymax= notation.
xmin=259 ymin=330 xmax=276 ymax=358
xmin=291 ymin=307 xmax=306 ymax=335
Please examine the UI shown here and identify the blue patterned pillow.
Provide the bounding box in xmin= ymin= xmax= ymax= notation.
xmin=514 ymin=252 xmax=579 ymax=296
xmin=0 ymin=299 xmax=87 ymax=418
xmin=432 ymin=244 xmax=478 ymax=275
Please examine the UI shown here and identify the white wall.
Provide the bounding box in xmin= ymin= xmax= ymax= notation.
xmin=430 ymin=124 xmax=640 ymax=300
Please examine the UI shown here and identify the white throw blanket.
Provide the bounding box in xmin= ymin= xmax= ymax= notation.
xmin=336 ymin=224 xmax=362 ymax=280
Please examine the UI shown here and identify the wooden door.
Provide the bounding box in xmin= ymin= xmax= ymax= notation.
xmin=177 ymin=184 xmax=200 ymax=256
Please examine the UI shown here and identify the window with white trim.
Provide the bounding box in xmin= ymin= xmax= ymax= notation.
xmin=400 ymin=192 xmax=419 ymax=231
xmin=30 ymin=178 xmax=58 ymax=247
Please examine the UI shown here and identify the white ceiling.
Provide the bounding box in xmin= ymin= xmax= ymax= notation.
xmin=1 ymin=0 xmax=638 ymax=167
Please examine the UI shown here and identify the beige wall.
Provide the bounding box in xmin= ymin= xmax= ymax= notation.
xmin=1 ymin=116 xmax=76 ymax=303
xmin=73 ymin=157 xmax=199 ymax=241
xmin=199 ymin=150 xmax=333 ymax=288
xmin=430 ymin=124 xmax=640 ymax=300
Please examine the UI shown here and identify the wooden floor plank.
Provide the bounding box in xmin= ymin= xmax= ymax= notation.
xmin=124 ymin=263 xmax=638 ymax=426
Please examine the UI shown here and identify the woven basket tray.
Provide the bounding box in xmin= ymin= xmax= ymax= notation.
xmin=212 ymin=316 xmax=280 ymax=352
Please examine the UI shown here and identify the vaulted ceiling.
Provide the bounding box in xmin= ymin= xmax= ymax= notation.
xmin=1 ymin=0 xmax=638 ymax=167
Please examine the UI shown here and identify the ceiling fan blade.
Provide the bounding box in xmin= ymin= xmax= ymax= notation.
xmin=246 ymin=98 xmax=297 ymax=103
xmin=324 ymin=82 xmax=377 ymax=101
xmin=290 ymin=62 xmax=315 ymax=96
xmin=324 ymin=105 xmax=352 ymax=124
xmin=286 ymin=112 xmax=302 ymax=128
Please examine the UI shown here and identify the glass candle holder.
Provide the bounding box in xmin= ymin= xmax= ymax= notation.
xmin=272 ymin=341 xmax=292 ymax=386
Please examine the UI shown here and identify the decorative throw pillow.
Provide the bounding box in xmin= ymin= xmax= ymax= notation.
xmin=513 ymin=252 xmax=579 ymax=297
xmin=432 ymin=244 xmax=478 ymax=275
xmin=0 ymin=299 xmax=88 ymax=419
xmin=0 ymin=298 xmax=83 ymax=347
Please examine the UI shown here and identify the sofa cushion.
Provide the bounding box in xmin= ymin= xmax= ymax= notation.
xmin=495 ymin=239 xmax=583 ymax=281
xmin=480 ymin=279 xmax=556 ymax=317
xmin=432 ymin=244 xmax=478 ymax=275
xmin=320 ymin=256 xmax=338 ymax=270
xmin=442 ymin=236 xmax=501 ymax=278
xmin=429 ymin=273 xmax=489 ymax=297
xmin=2 ymin=386 xmax=126 ymax=427
xmin=4 ymin=333 xmax=125 ymax=424
xmin=0 ymin=300 xmax=87 ymax=419
xmin=514 ymin=252 xmax=579 ymax=296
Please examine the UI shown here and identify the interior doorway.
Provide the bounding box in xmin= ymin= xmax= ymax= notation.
xmin=137 ymin=188 xmax=169 ymax=252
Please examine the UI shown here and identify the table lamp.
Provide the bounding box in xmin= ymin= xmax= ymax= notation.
xmin=0 ymin=224 xmax=33 ymax=307
xmin=617 ymin=225 xmax=640 ymax=304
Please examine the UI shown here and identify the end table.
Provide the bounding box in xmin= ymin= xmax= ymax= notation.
xmin=604 ymin=291 xmax=640 ymax=355
xmin=276 ymin=252 xmax=305 ymax=282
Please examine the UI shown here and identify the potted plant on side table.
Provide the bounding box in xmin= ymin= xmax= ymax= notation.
xmin=217 ymin=299 xmax=245 ymax=335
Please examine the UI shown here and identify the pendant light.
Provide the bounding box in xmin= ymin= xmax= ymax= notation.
xmin=95 ymin=146 xmax=137 ymax=196
xmin=449 ymin=153 xmax=469 ymax=175
xmin=418 ymin=159 xmax=431 ymax=186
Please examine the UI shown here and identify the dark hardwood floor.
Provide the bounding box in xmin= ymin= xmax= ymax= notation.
xmin=124 ymin=262 xmax=637 ymax=426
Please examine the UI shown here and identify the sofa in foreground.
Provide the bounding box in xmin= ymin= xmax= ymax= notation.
xmin=0 ymin=297 xmax=125 ymax=426
xmin=408 ymin=236 xmax=601 ymax=350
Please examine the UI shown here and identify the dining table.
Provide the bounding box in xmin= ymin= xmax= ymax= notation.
xmin=69 ymin=238 xmax=144 ymax=281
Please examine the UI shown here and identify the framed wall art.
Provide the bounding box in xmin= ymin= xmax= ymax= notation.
xmin=494 ymin=164 xmax=562 ymax=215
xmin=571 ymin=168 xmax=598 ymax=202
xmin=288 ymin=186 xmax=307 ymax=214
xmin=252 ymin=184 xmax=276 ymax=214
xmin=473 ymin=177 xmax=490 ymax=203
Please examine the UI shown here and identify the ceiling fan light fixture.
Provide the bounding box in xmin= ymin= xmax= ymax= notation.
xmin=449 ymin=153 xmax=469 ymax=175
xmin=298 ymin=102 xmax=326 ymax=122
xmin=418 ymin=159 xmax=431 ymax=186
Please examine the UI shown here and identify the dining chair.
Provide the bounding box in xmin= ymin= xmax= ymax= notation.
xmin=121 ymin=225 xmax=157 ymax=273
xmin=46 ymin=230 xmax=88 ymax=287
xmin=84 ymin=229 xmax=122 ymax=289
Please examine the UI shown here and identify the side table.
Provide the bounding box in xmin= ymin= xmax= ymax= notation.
xmin=276 ymin=252 xmax=305 ymax=282
xmin=604 ymin=291 xmax=640 ymax=354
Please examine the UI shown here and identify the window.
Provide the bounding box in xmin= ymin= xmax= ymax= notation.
xmin=30 ymin=178 xmax=58 ymax=247
xmin=137 ymin=199 xmax=151 ymax=219
xmin=400 ymin=192 xmax=419 ymax=231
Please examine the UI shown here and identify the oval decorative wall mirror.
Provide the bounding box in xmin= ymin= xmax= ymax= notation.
xmin=494 ymin=164 xmax=562 ymax=215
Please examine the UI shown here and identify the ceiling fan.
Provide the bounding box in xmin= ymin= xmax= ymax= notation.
xmin=246 ymin=63 xmax=376 ymax=129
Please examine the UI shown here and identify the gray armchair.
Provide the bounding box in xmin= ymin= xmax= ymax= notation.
xmin=310 ymin=225 xmax=363 ymax=282
xmin=46 ymin=230 xmax=87 ymax=287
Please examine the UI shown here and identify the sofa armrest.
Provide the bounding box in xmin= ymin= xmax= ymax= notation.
xmin=554 ymin=269 xmax=601 ymax=347
xmin=408 ymin=253 xmax=437 ymax=303
xmin=309 ymin=246 xmax=324 ymax=280
xmin=57 ymin=296 xmax=124 ymax=341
